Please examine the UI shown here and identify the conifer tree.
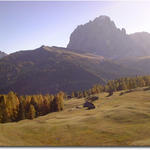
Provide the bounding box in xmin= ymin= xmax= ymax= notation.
xmin=71 ymin=92 xmax=75 ymax=98
xmin=28 ymin=104 xmax=36 ymax=119
xmin=18 ymin=102 xmax=25 ymax=121
xmin=0 ymin=95 xmax=8 ymax=123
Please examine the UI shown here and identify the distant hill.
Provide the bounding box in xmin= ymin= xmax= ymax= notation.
xmin=0 ymin=46 xmax=139 ymax=95
xmin=67 ymin=16 xmax=150 ymax=59
xmin=0 ymin=51 xmax=7 ymax=59
xmin=116 ymin=56 xmax=150 ymax=75
xmin=129 ymin=32 xmax=150 ymax=56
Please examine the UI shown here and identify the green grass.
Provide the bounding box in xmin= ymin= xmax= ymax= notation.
xmin=1 ymin=87 xmax=150 ymax=146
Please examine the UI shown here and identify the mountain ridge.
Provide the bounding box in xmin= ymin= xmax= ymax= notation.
xmin=0 ymin=46 xmax=141 ymax=94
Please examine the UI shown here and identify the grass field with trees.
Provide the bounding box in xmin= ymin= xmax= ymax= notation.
xmin=0 ymin=86 xmax=150 ymax=146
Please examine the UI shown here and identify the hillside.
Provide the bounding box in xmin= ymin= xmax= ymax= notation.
xmin=0 ymin=46 xmax=139 ymax=95
xmin=0 ymin=87 xmax=150 ymax=146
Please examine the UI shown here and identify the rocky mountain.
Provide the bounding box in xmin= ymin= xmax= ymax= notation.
xmin=0 ymin=46 xmax=140 ymax=95
xmin=67 ymin=16 xmax=150 ymax=59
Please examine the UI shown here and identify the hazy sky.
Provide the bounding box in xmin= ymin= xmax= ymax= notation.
xmin=1 ymin=1 xmax=150 ymax=54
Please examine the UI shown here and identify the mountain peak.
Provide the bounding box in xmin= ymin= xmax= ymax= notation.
xmin=38 ymin=45 xmax=52 ymax=52
xmin=91 ymin=15 xmax=116 ymax=27
xmin=94 ymin=15 xmax=111 ymax=21
xmin=67 ymin=15 xmax=149 ymax=59
xmin=40 ymin=45 xmax=48 ymax=49
xmin=67 ymin=15 xmax=126 ymax=58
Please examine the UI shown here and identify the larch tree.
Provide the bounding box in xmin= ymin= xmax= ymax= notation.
xmin=28 ymin=104 xmax=36 ymax=119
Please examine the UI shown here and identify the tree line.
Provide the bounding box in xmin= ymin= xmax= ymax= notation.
xmin=71 ymin=75 xmax=150 ymax=98
xmin=1 ymin=75 xmax=150 ymax=123
xmin=0 ymin=91 xmax=64 ymax=123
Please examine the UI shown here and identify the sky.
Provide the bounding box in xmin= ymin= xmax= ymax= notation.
xmin=1 ymin=1 xmax=150 ymax=54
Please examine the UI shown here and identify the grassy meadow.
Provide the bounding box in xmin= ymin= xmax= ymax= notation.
xmin=1 ymin=87 xmax=150 ymax=146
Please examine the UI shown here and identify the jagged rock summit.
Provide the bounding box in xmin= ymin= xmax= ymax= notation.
xmin=67 ymin=15 xmax=149 ymax=59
